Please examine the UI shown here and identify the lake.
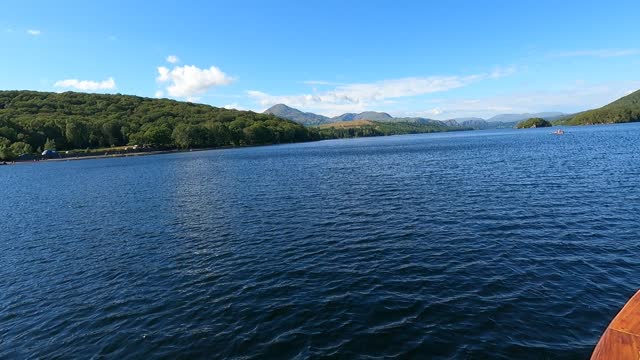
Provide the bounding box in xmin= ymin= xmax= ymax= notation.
xmin=1 ymin=124 xmax=640 ymax=359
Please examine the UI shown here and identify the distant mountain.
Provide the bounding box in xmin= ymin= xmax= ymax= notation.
xmin=439 ymin=117 xmax=516 ymax=130
xmin=458 ymin=118 xmax=491 ymax=129
xmin=487 ymin=112 xmax=564 ymax=123
xmin=556 ymin=89 xmax=640 ymax=125
xmin=330 ymin=113 xmax=356 ymax=122
xmin=489 ymin=121 xmax=520 ymax=129
xmin=392 ymin=117 xmax=444 ymax=125
xmin=453 ymin=117 xmax=484 ymax=122
xmin=263 ymin=104 xmax=562 ymax=130
xmin=332 ymin=111 xmax=393 ymax=122
xmin=544 ymin=113 xmax=573 ymax=122
xmin=264 ymin=105 xmax=423 ymax=125
xmin=264 ymin=104 xmax=331 ymax=125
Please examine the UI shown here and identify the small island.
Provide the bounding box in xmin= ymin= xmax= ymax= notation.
xmin=516 ymin=117 xmax=552 ymax=129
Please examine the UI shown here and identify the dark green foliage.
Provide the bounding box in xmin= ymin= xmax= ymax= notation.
xmin=0 ymin=90 xmax=315 ymax=152
xmin=140 ymin=125 xmax=172 ymax=146
xmin=0 ymin=127 xmax=17 ymax=141
xmin=43 ymin=138 xmax=56 ymax=150
xmin=172 ymin=124 xmax=209 ymax=149
xmin=516 ymin=118 xmax=552 ymax=129
xmin=316 ymin=120 xmax=458 ymax=139
xmin=0 ymin=147 xmax=15 ymax=161
xmin=373 ymin=121 xmax=453 ymax=134
xmin=243 ymin=123 xmax=274 ymax=145
xmin=100 ymin=120 xmax=126 ymax=146
xmin=65 ymin=120 xmax=90 ymax=148
xmin=9 ymin=141 xmax=33 ymax=155
xmin=555 ymin=89 xmax=640 ymax=125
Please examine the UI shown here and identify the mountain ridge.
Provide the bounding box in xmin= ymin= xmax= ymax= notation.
xmin=263 ymin=104 xmax=331 ymax=125
xmin=332 ymin=111 xmax=393 ymax=122
xmin=264 ymin=103 xmax=563 ymax=129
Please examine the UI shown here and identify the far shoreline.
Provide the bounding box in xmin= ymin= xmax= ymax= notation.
xmin=4 ymin=121 xmax=636 ymax=166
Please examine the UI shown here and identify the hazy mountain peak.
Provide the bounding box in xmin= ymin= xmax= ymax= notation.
xmin=266 ymin=104 xmax=294 ymax=112
xmin=262 ymin=104 xmax=570 ymax=130
xmin=264 ymin=104 xmax=330 ymax=125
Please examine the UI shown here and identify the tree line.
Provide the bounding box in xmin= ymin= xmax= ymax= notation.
xmin=0 ymin=91 xmax=317 ymax=160
xmin=0 ymin=90 xmax=462 ymax=161
xmin=316 ymin=121 xmax=456 ymax=138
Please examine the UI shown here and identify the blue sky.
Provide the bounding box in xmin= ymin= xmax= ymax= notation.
xmin=2 ymin=0 xmax=640 ymax=119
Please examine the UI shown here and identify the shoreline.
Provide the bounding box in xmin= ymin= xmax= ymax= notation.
xmin=45 ymin=149 xmax=185 ymax=162
xmin=8 ymin=148 xmax=209 ymax=165
xmin=7 ymin=141 xmax=314 ymax=165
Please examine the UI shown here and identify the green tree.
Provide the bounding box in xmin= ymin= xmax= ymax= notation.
xmin=206 ymin=122 xmax=231 ymax=146
xmin=101 ymin=120 xmax=125 ymax=146
xmin=172 ymin=124 xmax=193 ymax=149
xmin=172 ymin=124 xmax=210 ymax=149
xmin=243 ymin=123 xmax=274 ymax=145
xmin=0 ymin=136 xmax=10 ymax=148
xmin=143 ymin=125 xmax=172 ymax=145
xmin=228 ymin=119 xmax=248 ymax=145
xmin=44 ymin=138 xmax=56 ymax=150
xmin=65 ymin=119 xmax=90 ymax=148
xmin=0 ymin=147 xmax=16 ymax=161
xmin=0 ymin=127 xmax=17 ymax=141
xmin=9 ymin=141 xmax=33 ymax=155
xmin=0 ymin=90 xmax=314 ymax=152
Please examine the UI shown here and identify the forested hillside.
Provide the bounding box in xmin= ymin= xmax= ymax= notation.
xmin=316 ymin=119 xmax=458 ymax=138
xmin=0 ymin=91 xmax=315 ymax=159
xmin=555 ymin=89 xmax=640 ymax=125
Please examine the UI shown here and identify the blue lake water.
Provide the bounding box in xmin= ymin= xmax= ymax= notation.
xmin=1 ymin=124 xmax=640 ymax=359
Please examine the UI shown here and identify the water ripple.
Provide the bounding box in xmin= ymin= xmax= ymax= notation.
xmin=1 ymin=124 xmax=640 ymax=358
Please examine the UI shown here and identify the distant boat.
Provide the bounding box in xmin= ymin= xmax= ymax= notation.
xmin=591 ymin=290 xmax=640 ymax=359
xmin=553 ymin=129 xmax=565 ymax=135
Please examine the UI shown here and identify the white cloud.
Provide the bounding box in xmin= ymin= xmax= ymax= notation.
xmin=54 ymin=77 xmax=116 ymax=91
xmin=426 ymin=108 xmax=444 ymax=116
xmin=248 ymin=67 xmax=516 ymax=116
xmin=402 ymin=81 xmax=640 ymax=120
xmin=247 ymin=90 xmax=370 ymax=115
xmin=223 ymin=103 xmax=247 ymax=110
xmin=156 ymin=64 xmax=235 ymax=98
xmin=26 ymin=29 xmax=41 ymax=36
xmin=302 ymin=80 xmax=343 ymax=86
xmin=157 ymin=66 xmax=170 ymax=82
xmin=154 ymin=90 xmax=164 ymax=98
xmin=551 ymin=49 xmax=640 ymax=58
xmin=166 ymin=55 xmax=179 ymax=64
